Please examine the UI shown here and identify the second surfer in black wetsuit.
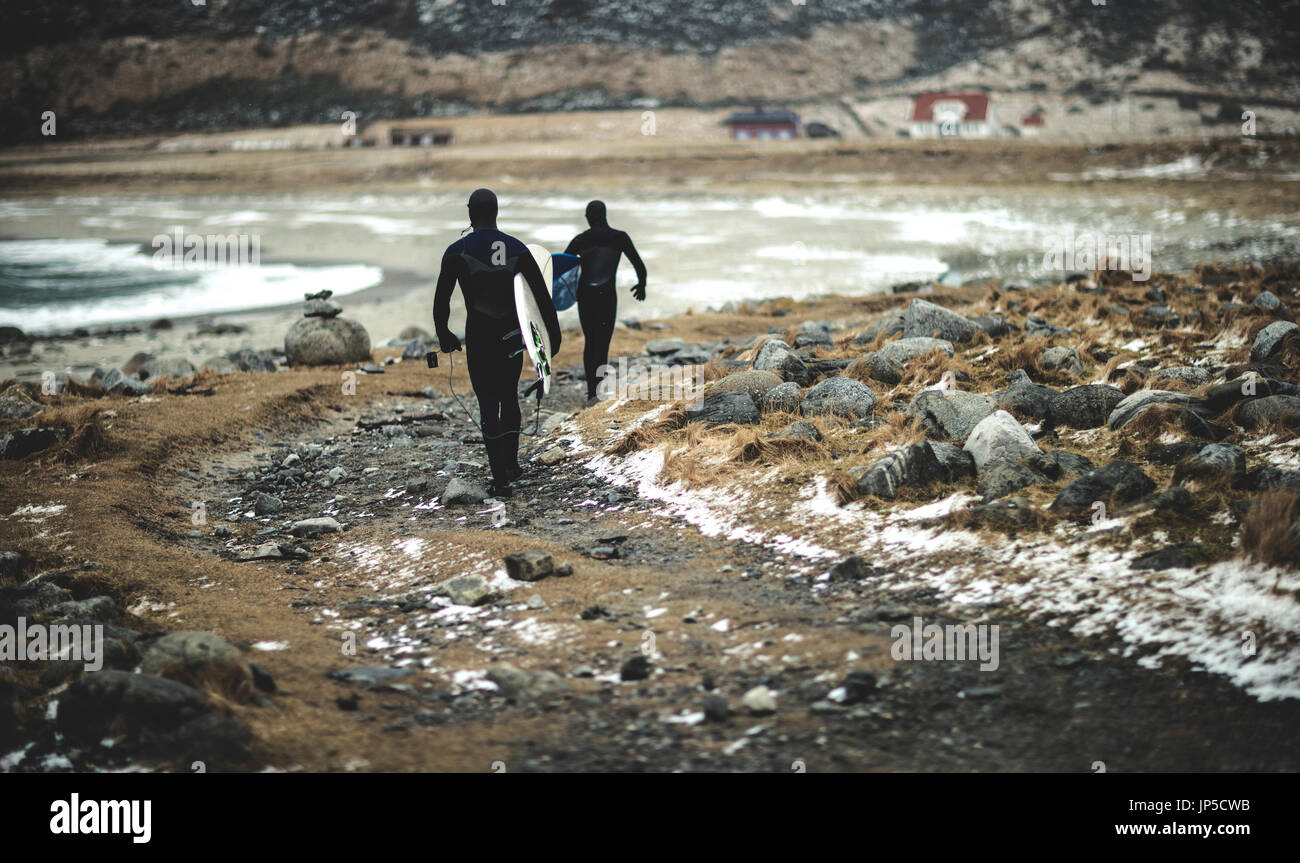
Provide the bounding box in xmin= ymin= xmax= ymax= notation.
xmin=433 ymin=188 xmax=562 ymax=498
xmin=564 ymin=200 xmax=647 ymax=403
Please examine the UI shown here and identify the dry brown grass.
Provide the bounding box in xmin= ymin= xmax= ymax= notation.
xmin=604 ymin=403 xmax=688 ymax=456
xmin=1239 ymin=491 xmax=1300 ymax=572
xmin=727 ymin=427 xmax=829 ymax=463
xmin=897 ymin=348 xmax=977 ymax=389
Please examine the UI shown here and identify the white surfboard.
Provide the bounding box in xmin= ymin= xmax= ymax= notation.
xmin=514 ymin=243 xmax=553 ymax=397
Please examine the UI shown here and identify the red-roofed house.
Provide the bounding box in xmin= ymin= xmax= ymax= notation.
xmin=909 ymin=91 xmax=995 ymax=138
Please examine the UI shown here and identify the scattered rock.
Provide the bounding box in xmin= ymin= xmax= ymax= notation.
xmin=752 ymin=339 xmax=811 ymax=385
xmin=254 ymin=492 xmax=283 ymax=515
xmin=1175 ymin=443 xmax=1247 ymax=485
xmin=57 ymin=670 xmax=210 ymax=743
xmin=99 ymin=368 xmax=153 ymax=396
xmin=442 ymin=476 xmax=488 ymax=505
xmin=285 ymin=316 xmax=371 ymax=366
xmin=849 ymin=352 xmax=903 ymax=385
xmin=686 ymin=390 xmax=760 ymax=426
xmin=487 ymin=665 xmax=570 ymax=703
xmin=1250 ymin=321 xmax=1298 ymax=361
xmin=140 ymin=357 xmax=196 ymax=381
xmin=878 ymin=337 xmax=954 ymax=366
xmin=0 ymin=426 xmax=68 ymax=460
xmin=1131 ymin=544 xmax=1204 ymax=570
xmin=963 ymin=410 xmax=1042 ymax=473
xmin=433 ymin=573 xmax=500 ymax=607
xmin=800 ymin=376 xmax=876 ymax=420
xmin=504 ymin=550 xmax=555 ymax=582
xmin=828 ymin=554 xmax=875 ymax=582
xmin=994 ymin=379 xmax=1057 ymax=421
xmin=328 ymin=666 xmax=414 ymax=686
xmin=709 ymin=370 xmax=783 ymax=403
xmin=1048 ymin=385 xmax=1125 ymax=429
xmin=620 ymin=655 xmax=652 ymax=681
xmin=856 ymin=441 xmax=942 ymax=499
xmin=903 ymin=298 xmax=977 ymax=343
xmin=741 ymin=685 xmax=778 ymax=715
xmin=0 ymin=385 xmax=40 ymax=420
xmin=1107 ymin=389 xmax=1194 ymax=430
xmin=1050 ymin=462 xmax=1156 ymax=515
xmin=1039 ymin=345 xmax=1085 ymax=376
xmin=767 ymin=420 xmax=822 ymax=443
xmin=289 ymin=517 xmax=342 ymax=537
xmin=1235 ymin=395 xmax=1300 ymax=429
xmin=906 ymin=390 xmax=995 ymax=442
xmin=140 ymin=631 xmax=253 ymax=697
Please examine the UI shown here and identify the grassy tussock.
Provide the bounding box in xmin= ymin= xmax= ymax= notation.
xmin=727 ymin=427 xmax=829 ymax=463
xmin=1239 ymin=491 xmax=1300 ymax=572
xmin=605 ymin=403 xmax=688 ymax=456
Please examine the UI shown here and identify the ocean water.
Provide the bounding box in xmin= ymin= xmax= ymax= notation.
xmin=0 ymin=237 xmax=382 ymax=333
xmin=2 ymin=189 xmax=1297 ymax=333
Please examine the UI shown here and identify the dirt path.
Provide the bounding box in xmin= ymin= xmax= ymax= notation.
xmin=4 ymin=303 xmax=1299 ymax=772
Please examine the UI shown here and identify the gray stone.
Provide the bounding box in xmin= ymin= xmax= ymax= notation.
xmin=504 ymin=551 xmax=555 ymax=582
xmin=753 ymin=339 xmax=811 ymax=385
xmin=285 ymin=316 xmax=371 ymax=366
xmin=994 ymin=380 xmax=1057 ymax=421
xmin=828 ymin=555 xmax=876 ymax=582
xmin=1047 ymin=450 xmax=1095 ymax=476
xmin=978 ymin=462 xmax=1043 ymax=502
xmin=1050 ymin=462 xmax=1156 ymax=515
xmin=849 ymin=352 xmax=902 ymax=385
xmin=401 ymin=339 xmax=429 ymax=359
xmin=228 ymin=348 xmax=278 ymax=373
xmin=878 ymin=337 xmax=954 ymax=366
xmin=442 ymin=476 xmax=489 ymax=505
xmin=0 ymin=427 xmax=67 ymax=460
xmin=47 ymin=596 xmax=117 ymax=622
xmin=1153 ymin=366 xmax=1212 ymax=387
xmin=254 ymin=492 xmax=283 ymax=515
xmin=794 ymin=320 xmax=834 ymax=348
xmin=742 ymin=685 xmax=778 ymax=715
xmin=1236 ymin=395 xmax=1300 ymax=429
xmin=645 ymin=338 xmax=687 ymax=356
xmin=487 ymin=665 xmax=570 ymax=704
xmin=289 ymin=517 xmax=342 ymax=537
xmin=434 ymin=573 xmax=499 ymax=606
xmin=929 ymin=440 xmax=976 ymax=479
xmin=800 ymin=376 xmax=876 ymax=420
xmin=759 ymin=382 xmax=804 ymax=413
xmin=963 ymin=410 xmax=1042 ymax=473
xmin=709 ymin=370 xmax=784 ymax=403
xmin=906 ymin=390 xmax=996 ymax=442
xmin=1107 ymin=389 xmax=1194 ymax=430
xmin=903 ymin=298 xmax=977 ymax=343
xmin=767 ymin=420 xmax=823 ymax=442
xmin=856 ymin=441 xmax=942 ymax=499
xmin=141 ymin=631 xmax=252 ymax=693
xmin=1039 ymin=346 xmax=1085 ymax=376
xmin=328 ymin=666 xmax=414 ymax=686
xmin=304 ymin=298 xmax=343 ymax=318
xmin=1048 ymin=384 xmax=1125 ymax=429
xmin=57 ymin=671 xmax=209 ymax=742
xmin=0 ymin=385 xmax=40 ymax=419
xmin=1175 ymin=443 xmax=1246 ymax=484
xmin=99 ymin=368 xmax=153 ymax=396
xmin=1250 ymin=321 xmax=1298 ymax=361
xmin=1252 ymin=291 xmax=1281 ymax=310
xmin=687 ymin=390 xmax=760 ymax=425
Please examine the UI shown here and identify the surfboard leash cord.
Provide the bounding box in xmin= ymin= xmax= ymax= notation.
xmin=445 ymin=348 xmax=545 ymax=441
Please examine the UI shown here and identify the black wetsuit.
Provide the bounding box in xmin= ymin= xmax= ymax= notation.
xmin=433 ymin=226 xmax=561 ymax=490
xmin=564 ymin=202 xmax=646 ymax=399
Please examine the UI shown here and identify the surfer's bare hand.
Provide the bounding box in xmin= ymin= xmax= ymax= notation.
xmin=632 ymin=283 xmax=646 ymax=301
xmin=437 ymin=331 xmax=462 ymax=352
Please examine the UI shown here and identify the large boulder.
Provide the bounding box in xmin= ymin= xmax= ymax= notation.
xmin=0 ymin=385 xmax=40 ymax=420
xmin=687 ymin=390 xmax=760 ymax=425
xmin=1048 ymin=384 xmax=1125 ymax=429
xmin=855 ymin=441 xmax=943 ymax=499
xmin=995 ymin=380 xmax=1058 ymax=421
xmin=1039 ymin=346 xmax=1085 ymax=376
xmin=800 ymin=377 xmax=876 ymax=420
xmin=752 ymin=339 xmax=811 ymax=385
xmin=848 ymin=353 xmax=903 ymax=385
xmin=285 ymin=316 xmax=371 ymax=366
xmin=1050 ymin=462 xmax=1156 ymax=515
xmin=1106 ymin=389 xmax=1194 ymax=430
xmin=878 ymin=337 xmax=954 ymax=366
xmin=709 ymin=370 xmax=784 ymax=404
xmin=140 ymin=631 xmax=253 ymax=699
xmin=1174 ymin=443 xmax=1247 ymax=485
xmin=1235 ymin=394 xmax=1300 ymax=429
xmin=57 ymin=670 xmax=210 ymax=743
xmin=906 ymin=390 xmax=996 ymax=442
xmin=1250 ymin=321 xmax=1298 ymax=361
xmin=99 ymin=368 xmax=153 ymax=396
xmin=963 ymin=410 xmax=1042 ymax=474
xmin=759 ymin=382 xmax=804 ymax=414
xmin=903 ymin=299 xmax=977 ymax=343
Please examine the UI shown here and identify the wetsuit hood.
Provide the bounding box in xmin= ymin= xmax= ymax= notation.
xmin=585 ymin=200 xmax=608 ymax=228
xmin=468 ymin=188 xmax=498 ymax=228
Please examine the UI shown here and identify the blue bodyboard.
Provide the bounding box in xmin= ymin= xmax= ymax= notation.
xmin=551 ymin=253 xmax=581 ymax=311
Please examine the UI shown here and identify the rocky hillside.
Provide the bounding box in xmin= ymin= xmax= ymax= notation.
xmin=2 ymin=0 xmax=1298 ymax=143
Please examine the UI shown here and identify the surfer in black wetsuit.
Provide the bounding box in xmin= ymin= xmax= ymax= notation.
xmin=564 ymin=200 xmax=647 ymax=403
xmin=433 ymin=188 xmax=562 ymax=498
